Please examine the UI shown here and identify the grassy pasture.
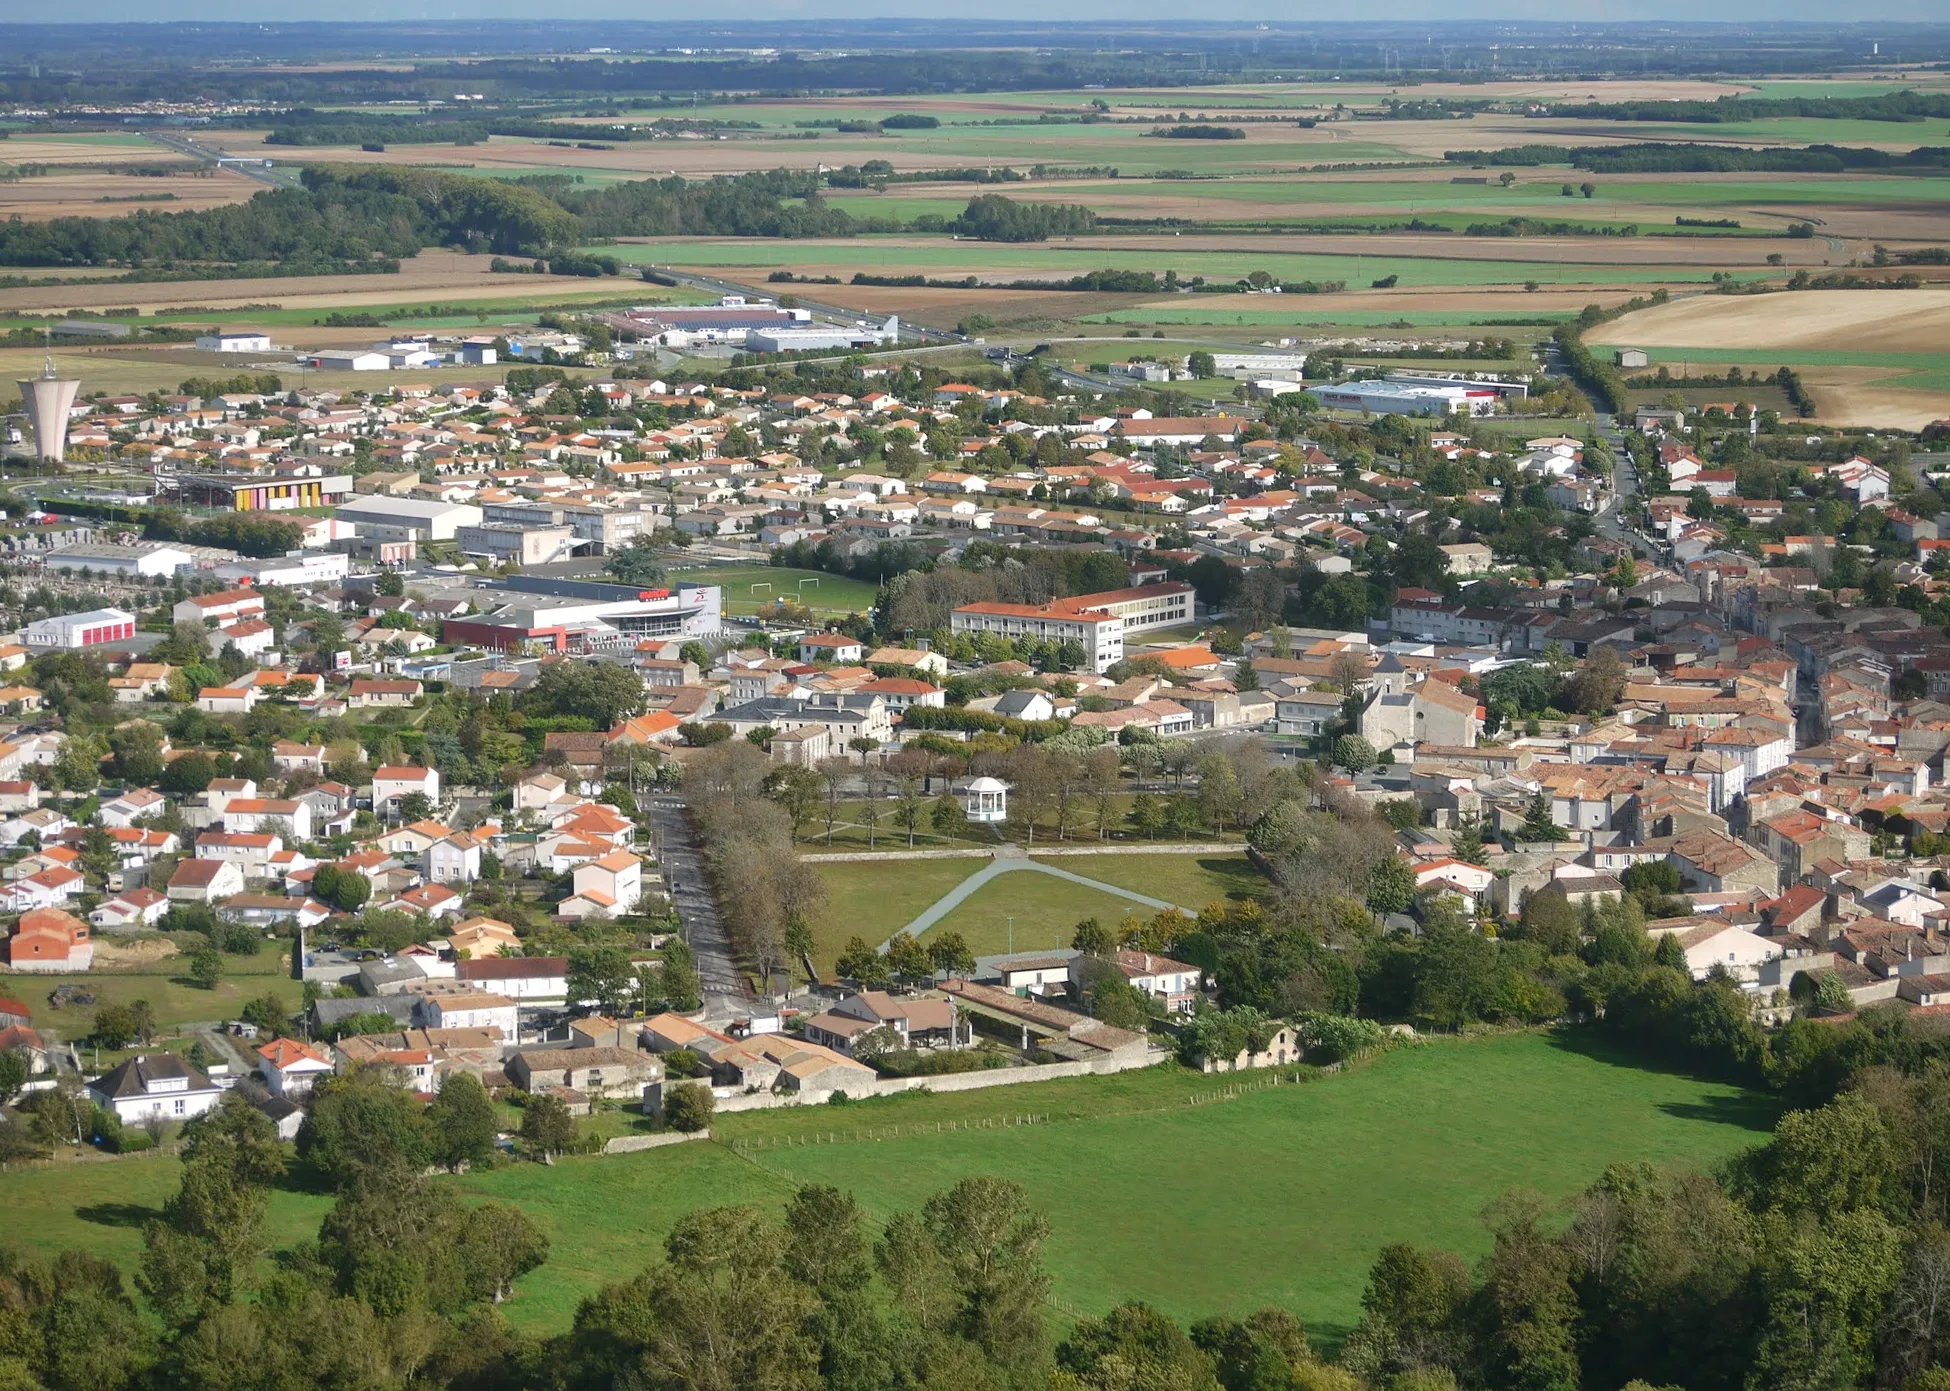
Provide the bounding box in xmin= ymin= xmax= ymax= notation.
xmin=0 ymin=1032 xmax=1784 ymax=1343
xmin=18 ymin=951 xmax=303 ymax=1038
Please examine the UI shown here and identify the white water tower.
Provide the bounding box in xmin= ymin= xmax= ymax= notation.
xmin=17 ymin=357 xmax=81 ymax=463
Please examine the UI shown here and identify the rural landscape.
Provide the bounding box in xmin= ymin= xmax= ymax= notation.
xmin=0 ymin=16 xmax=1947 ymax=1391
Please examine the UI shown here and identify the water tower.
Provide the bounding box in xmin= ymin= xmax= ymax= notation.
xmin=17 ymin=356 xmax=81 ymax=463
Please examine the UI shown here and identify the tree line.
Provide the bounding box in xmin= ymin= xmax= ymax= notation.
xmin=1445 ymin=141 xmax=1950 ymax=174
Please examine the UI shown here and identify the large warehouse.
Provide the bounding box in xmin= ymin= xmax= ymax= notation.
xmin=1314 ymin=380 xmax=1501 ymax=417
xmin=335 ymin=497 xmax=484 ymax=542
xmin=44 ymin=542 xmax=195 ymax=578
xmin=22 ymin=607 xmax=138 ymax=650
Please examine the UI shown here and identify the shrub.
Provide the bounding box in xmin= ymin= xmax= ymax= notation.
xmin=662 ymin=1082 xmax=715 ymax=1132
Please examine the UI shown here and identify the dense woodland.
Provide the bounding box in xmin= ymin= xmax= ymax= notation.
xmin=0 ymin=162 xmax=1099 ymax=269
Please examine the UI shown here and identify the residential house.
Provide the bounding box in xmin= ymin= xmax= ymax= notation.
xmin=167 ymin=858 xmax=247 ymax=903
xmin=89 ymin=1055 xmax=222 ymax=1124
xmin=257 ymin=1038 xmax=333 ymax=1097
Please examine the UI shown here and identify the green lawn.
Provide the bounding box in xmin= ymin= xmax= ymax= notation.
xmin=23 ymin=952 xmax=303 ymax=1039
xmin=927 ymin=870 xmax=1165 ymax=958
xmin=4 ymin=1153 xmax=334 ymax=1287
xmin=450 ymin=1142 xmax=788 ymax=1327
xmin=603 ymin=237 xmax=1749 ymax=291
xmin=674 ymin=564 xmax=880 ymax=617
xmin=1027 ymin=851 xmax=1267 ymax=915
xmin=1 ymin=1033 xmax=1779 ymax=1342
xmin=812 ymin=857 xmax=984 ymax=967
xmin=724 ymin=1033 xmax=1775 ymax=1339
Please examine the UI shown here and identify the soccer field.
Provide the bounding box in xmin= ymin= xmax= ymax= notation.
xmin=677 ymin=564 xmax=880 ymax=618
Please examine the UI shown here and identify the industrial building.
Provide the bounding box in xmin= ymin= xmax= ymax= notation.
xmin=44 ymin=542 xmax=195 ymax=578
xmin=334 ymin=497 xmax=483 ymax=542
xmin=22 ymin=607 xmax=138 ymax=650
xmin=1381 ymin=372 xmax=1530 ymax=401
xmin=454 ymin=525 xmax=580 ymax=567
xmin=745 ymin=317 xmax=900 ymax=353
xmin=608 ymin=302 xmax=812 ymax=348
xmin=215 ymin=553 xmax=351 ymax=588
xmin=195 ymin=330 xmax=273 ymax=353
xmin=1211 ymin=351 xmax=1308 ymax=377
xmin=442 ymin=579 xmax=723 ymax=652
xmin=479 ymin=499 xmax=660 ymax=553
xmin=1314 ymin=380 xmax=1500 ymax=417
xmin=304 ymin=350 xmax=389 ymax=372
xmin=174 ymin=471 xmax=354 ymax=512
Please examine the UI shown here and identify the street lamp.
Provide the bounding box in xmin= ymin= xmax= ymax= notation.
xmin=1007 ymin=915 xmax=1015 ymax=955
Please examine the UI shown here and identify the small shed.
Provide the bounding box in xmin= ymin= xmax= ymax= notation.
xmin=1613 ymin=348 xmax=1649 ymax=369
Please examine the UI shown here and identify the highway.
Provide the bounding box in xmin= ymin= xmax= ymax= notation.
xmin=141 ymin=130 xmax=305 ymax=190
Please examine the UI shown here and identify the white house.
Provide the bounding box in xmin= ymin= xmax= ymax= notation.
xmin=89 ymin=1055 xmax=222 ymax=1125
xmin=98 ymin=788 xmax=168 ymax=828
xmin=167 ymin=858 xmax=247 ymax=903
xmin=1649 ymin=921 xmax=1783 ymax=987
xmin=1113 ymin=949 xmax=1202 ymax=1013
xmin=373 ymin=765 xmax=440 ymax=814
xmin=413 ymin=989 xmax=518 ymax=1037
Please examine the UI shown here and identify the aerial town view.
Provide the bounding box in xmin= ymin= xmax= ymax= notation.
xmin=1 ymin=9 xmax=1949 ymax=1390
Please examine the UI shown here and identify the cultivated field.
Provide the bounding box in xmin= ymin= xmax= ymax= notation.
xmin=1590 ymin=288 xmax=1950 ymax=427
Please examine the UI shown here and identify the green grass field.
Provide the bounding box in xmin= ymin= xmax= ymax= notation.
xmin=22 ymin=951 xmax=303 ymax=1038
xmin=927 ymin=870 xmax=1175 ymax=958
xmin=1026 ymin=852 xmax=1266 ymax=913
xmin=716 ymin=1033 xmax=1775 ymax=1338
xmin=812 ymin=857 xmax=985 ymax=966
xmin=1 ymin=1034 xmax=1780 ymax=1342
xmin=674 ymin=564 xmax=880 ymax=617
xmin=600 ymin=238 xmax=1754 ymax=291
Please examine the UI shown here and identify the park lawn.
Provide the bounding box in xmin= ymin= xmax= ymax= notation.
xmin=673 ymin=564 xmax=880 ymax=617
xmin=925 ymin=869 xmax=1163 ymax=957
xmin=811 ymin=857 xmax=985 ymax=967
xmin=26 ymin=953 xmax=304 ymax=1037
xmin=1027 ymin=851 xmax=1268 ymax=914
xmin=794 ymin=800 xmax=1000 ymax=854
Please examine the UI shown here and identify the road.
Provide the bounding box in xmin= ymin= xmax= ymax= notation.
xmin=141 ymin=130 xmax=305 ymax=190
xmin=1589 ymin=411 xmax=1668 ymax=563
xmin=645 ymin=798 xmax=750 ymax=1021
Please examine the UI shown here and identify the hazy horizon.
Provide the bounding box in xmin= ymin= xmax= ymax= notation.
xmin=1 ymin=5 xmax=1947 ymax=25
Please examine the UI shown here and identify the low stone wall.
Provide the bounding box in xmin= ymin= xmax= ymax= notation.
xmin=707 ymin=1048 xmax=1165 ymax=1114
xmin=801 ymin=842 xmax=1243 ymax=864
xmin=602 ymin=1129 xmax=714 ymax=1155
xmin=1027 ymin=843 xmax=1243 ymax=858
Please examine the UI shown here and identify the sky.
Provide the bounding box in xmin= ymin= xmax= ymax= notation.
xmin=0 ymin=3 xmax=1945 ymax=22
